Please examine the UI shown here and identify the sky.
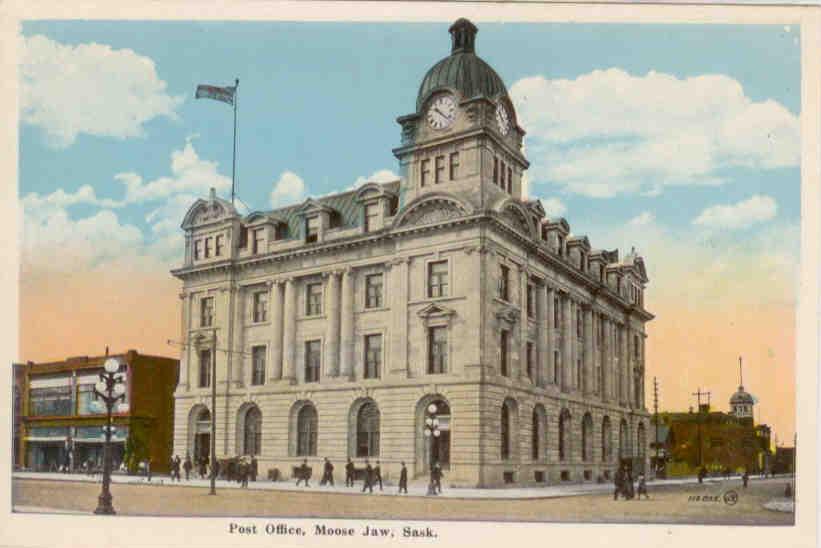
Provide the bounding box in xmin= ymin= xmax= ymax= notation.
xmin=17 ymin=20 xmax=800 ymax=444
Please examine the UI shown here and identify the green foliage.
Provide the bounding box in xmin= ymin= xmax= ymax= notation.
xmin=123 ymin=421 xmax=150 ymax=473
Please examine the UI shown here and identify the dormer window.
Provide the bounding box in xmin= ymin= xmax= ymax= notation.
xmin=252 ymin=228 xmax=264 ymax=254
xmin=363 ymin=203 xmax=379 ymax=233
xmin=421 ymin=159 xmax=430 ymax=187
xmin=449 ymin=152 xmax=460 ymax=180
xmin=204 ymin=237 xmax=212 ymax=258
xmin=194 ymin=240 xmax=202 ymax=260
xmin=557 ymin=235 xmax=565 ymax=256
xmin=239 ymin=226 xmax=249 ymax=248
xmin=493 ymin=157 xmax=499 ymax=185
xmin=215 ymin=235 xmax=224 ymax=257
xmin=507 ymin=166 xmax=512 ymax=193
xmin=599 ymin=264 xmax=605 ymax=282
xmin=435 ymin=155 xmax=445 ymax=184
xmin=306 ymin=216 xmax=320 ymax=243
xmin=579 ymin=251 xmax=586 ymax=271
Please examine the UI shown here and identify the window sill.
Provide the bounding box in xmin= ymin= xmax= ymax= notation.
xmin=361 ymin=306 xmax=389 ymax=313
xmin=409 ymin=295 xmax=465 ymax=306
xmin=300 ymin=314 xmax=326 ymax=321
xmin=248 ymin=321 xmax=270 ymax=327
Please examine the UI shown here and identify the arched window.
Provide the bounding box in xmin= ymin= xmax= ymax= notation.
xmin=501 ymin=402 xmax=511 ymax=460
xmin=559 ymin=409 xmax=571 ymax=461
xmin=297 ymin=404 xmax=318 ymax=456
xmin=582 ymin=413 xmax=593 ymax=461
xmin=243 ymin=406 xmax=262 ymax=456
xmin=356 ymin=401 xmax=380 ymax=457
xmin=601 ymin=416 xmax=612 ymax=463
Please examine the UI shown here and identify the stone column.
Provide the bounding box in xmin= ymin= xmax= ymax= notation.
xmin=571 ymin=301 xmax=578 ymax=391
xmin=619 ymin=324 xmax=628 ymax=405
xmin=282 ymin=278 xmax=297 ymax=382
xmin=545 ymin=286 xmax=555 ymax=386
xmin=339 ymin=267 xmax=355 ymax=379
xmin=324 ymin=271 xmax=341 ymax=378
xmin=584 ymin=306 xmax=594 ymax=395
xmin=561 ymin=294 xmax=572 ymax=392
xmin=519 ymin=266 xmax=529 ymax=382
xmin=233 ymin=285 xmax=245 ymax=387
xmin=390 ymin=258 xmax=409 ymax=376
xmin=269 ymin=280 xmax=283 ymax=381
xmin=537 ymin=283 xmax=548 ymax=387
xmin=626 ymin=327 xmax=635 ymax=408
xmin=180 ymin=291 xmax=191 ymax=391
xmin=601 ymin=316 xmax=609 ymax=402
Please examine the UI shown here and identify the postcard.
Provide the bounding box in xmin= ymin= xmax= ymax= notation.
xmin=0 ymin=2 xmax=817 ymax=548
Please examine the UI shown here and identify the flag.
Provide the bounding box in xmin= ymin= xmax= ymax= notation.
xmin=195 ymin=84 xmax=236 ymax=106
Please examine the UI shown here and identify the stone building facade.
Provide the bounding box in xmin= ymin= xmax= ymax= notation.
xmin=171 ymin=18 xmax=653 ymax=487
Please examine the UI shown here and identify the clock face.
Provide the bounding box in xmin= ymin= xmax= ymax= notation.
xmin=495 ymin=103 xmax=511 ymax=136
xmin=427 ymin=95 xmax=457 ymax=130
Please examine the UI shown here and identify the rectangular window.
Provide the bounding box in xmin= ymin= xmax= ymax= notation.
xmin=577 ymin=312 xmax=583 ymax=338
xmin=554 ymin=295 xmax=560 ymax=326
xmin=420 ymin=158 xmax=430 ymax=187
xmin=428 ymin=260 xmax=449 ymax=298
xmin=306 ymin=283 xmax=323 ymax=316
xmin=194 ymin=239 xmax=202 ymax=260
xmin=500 ymin=330 xmax=509 ymax=376
xmin=507 ymin=166 xmax=513 ymax=193
xmin=239 ymin=226 xmax=249 ymax=248
xmin=557 ymin=235 xmax=564 ymax=256
xmin=215 ymin=235 xmax=224 ymax=256
xmin=577 ymin=358 xmax=582 ymax=387
xmin=599 ymin=264 xmax=605 ymax=282
xmin=29 ymin=386 xmax=72 ymax=417
xmin=199 ymin=349 xmax=212 ymax=388
xmin=435 ymin=155 xmax=445 ymax=183
xmin=306 ymin=216 xmax=319 ymax=243
xmin=449 ymin=152 xmax=460 ymax=180
xmin=526 ymin=284 xmax=535 ymax=319
xmin=527 ymin=341 xmax=535 ymax=382
xmin=204 ymin=237 xmax=212 ymax=258
xmin=498 ymin=264 xmax=510 ymax=301
xmin=251 ymin=345 xmax=266 ymax=386
xmin=554 ymin=350 xmax=560 ymax=384
xmin=252 ymin=228 xmax=264 ymax=254
xmin=428 ymin=326 xmax=448 ymax=374
xmin=364 ymin=334 xmax=382 ymax=379
xmin=304 ymin=340 xmax=321 ymax=383
xmin=500 ymin=160 xmax=506 ymax=188
xmin=253 ymin=291 xmax=268 ymax=323
xmin=363 ymin=203 xmax=379 ymax=233
xmin=200 ymin=297 xmax=214 ymax=327
xmin=634 ymin=335 xmax=640 ymax=360
xmin=493 ymin=157 xmax=499 ymax=184
xmin=365 ymin=274 xmax=383 ymax=309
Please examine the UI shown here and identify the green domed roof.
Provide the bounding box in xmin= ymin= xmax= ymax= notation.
xmin=415 ymin=19 xmax=509 ymax=112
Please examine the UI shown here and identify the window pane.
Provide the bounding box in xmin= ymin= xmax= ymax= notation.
xmin=428 ymin=327 xmax=447 ymax=374
xmin=199 ymin=349 xmax=211 ymax=388
xmin=29 ymin=386 xmax=72 ymax=417
xmin=252 ymin=346 xmax=266 ymax=385
xmin=365 ymin=274 xmax=383 ymax=308
xmin=428 ymin=261 xmax=448 ymax=298
xmin=364 ymin=334 xmax=382 ymax=379
xmin=306 ymin=283 xmax=323 ymax=316
xmin=305 ymin=340 xmax=321 ymax=383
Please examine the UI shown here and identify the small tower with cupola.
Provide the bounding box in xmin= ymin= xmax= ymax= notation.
xmin=730 ymin=356 xmax=756 ymax=424
xmin=393 ymin=18 xmax=529 ymax=211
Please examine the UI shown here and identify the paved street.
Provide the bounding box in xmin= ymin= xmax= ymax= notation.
xmin=13 ymin=474 xmax=794 ymax=524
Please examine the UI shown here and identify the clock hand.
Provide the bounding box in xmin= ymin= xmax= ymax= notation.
xmin=434 ymin=107 xmax=449 ymax=119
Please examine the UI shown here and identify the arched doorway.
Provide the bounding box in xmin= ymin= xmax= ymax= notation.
xmin=242 ymin=406 xmax=262 ymax=456
xmin=193 ymin=407 xmax=211 ymax=462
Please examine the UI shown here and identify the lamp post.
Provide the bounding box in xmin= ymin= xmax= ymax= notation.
xmin=93 ymin=357 xmax=126 ymax=515
xmin=423 ymin=403 xmax=441 ymax=496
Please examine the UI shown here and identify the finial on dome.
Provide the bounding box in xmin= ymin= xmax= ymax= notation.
xmin=449 ymin=18 xmax=478 ymax=54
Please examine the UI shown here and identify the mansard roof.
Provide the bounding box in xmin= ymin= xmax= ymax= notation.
xmin=181 ymin=188 xmax=238 ymax=229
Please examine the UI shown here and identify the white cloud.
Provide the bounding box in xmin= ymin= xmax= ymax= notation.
xmin=350 ymin=169 xmax=399 ymax=189
xmin=21 ymin=184 xmax=123 ymax=214
xmin=510 ymin=69 xmax=799 ymax=198
xmin=270 ymin=171 xmax=307 ymax=208
xmin=538 ymin=197 xmax=567 ymax=218
xmin=628 ymin=211 xmax=655 ymax=226
xmin=115 ymin=138 xmax=231 ymax=204
xmin=693 ymin=195 xmax=778 ymax=230
xmin=20 ymin=34 xmax=183 ymax=147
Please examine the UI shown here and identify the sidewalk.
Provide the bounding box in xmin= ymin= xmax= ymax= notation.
xmin=13 ymin=471 xmax=791 ymax=500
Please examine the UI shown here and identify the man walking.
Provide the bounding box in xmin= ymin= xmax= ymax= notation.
xmin=432 ymin=462 xmax=443 ymax=494
xmin=374 ymin=460 xmax=383 ymax=491
xmin=251 ymin=456 xmax=258 ymax=482
xmin=240 ymin=461 xmax=249 ymax=488
xmin=345 ymin=458 xmax=355 ymax=487
xmin=742 ymin=469 xmax=749 ymax=489
xmin=614 ymin=465 xmax=625 ymax=500
xmin=296 ymin=459 xmax=311 ymax=487
xmin=398 ymin=462 xmax=408 ymax=494
xmin=320 ymin=457 xmax=334 ymax=486
xmin=362 ymin=460 xmax=374 ymax=493
xmin=636 ymin=472 xmax=649 ymax=499
xmin=183 ymin=453 xmax=192 ymax=481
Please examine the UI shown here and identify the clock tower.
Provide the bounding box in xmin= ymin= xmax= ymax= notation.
xmin=393 ymin=18 xmax=530 ymax=211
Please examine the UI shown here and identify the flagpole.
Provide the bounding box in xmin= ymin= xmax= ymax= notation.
xmin=232 ymin=78 xmax=239 ymax=207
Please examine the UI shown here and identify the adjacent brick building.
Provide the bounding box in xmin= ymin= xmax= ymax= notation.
xmin=171 ymin=19 xmax=653 ymax=487
xmin=17 ymin=350 xmax=178 ymax=474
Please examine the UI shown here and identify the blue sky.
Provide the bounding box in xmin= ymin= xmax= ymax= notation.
xmin=20 ymin=21 xmax=800 ymax=237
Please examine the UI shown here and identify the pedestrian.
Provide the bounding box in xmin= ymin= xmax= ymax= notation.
xmin=345 ymin=458 xmax=355 ymax=487
xmin=697 ymin=466 xmax=706 ymax=484
xmin=362 ymin=460 xmax=374 ymax=493
xmin=374 ymin=460 xmax=383 ymax=491
xmin=614 ymin=466 xmax=625 ymax=500
xmin=398 ymin=461 xmax=408 ymax=494
xmin=742 ymin=469 xmax=749 ymax=489
xmin=212 ymin=458 xmax=220 ymax=481
xmin=240 ymin=461 xmax=249 ymax=488
xmin=625 ymin=469 xmax=634 ymax=500
xmin=251 ymin=456 xmax=258 ymax=482
xmin=296 ymin=459 xmax=311 ymax=487
xmin=144 ymin=458 xmax=152 ymax=482
xmin=320 ymin=457 xmax=334 ymax=486
xmin=433 ymin=462 xmax=443 ymax=494
xmin=183 ymin=453 xmax=192 ymax=481
xmin=636 ymin=473 xmax=649 ymax=499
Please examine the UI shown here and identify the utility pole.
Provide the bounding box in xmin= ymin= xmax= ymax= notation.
xmin=692 ymin=387 xmax=711 ymax=467
xmin=653 ymin=377 xmax=660 ymax=476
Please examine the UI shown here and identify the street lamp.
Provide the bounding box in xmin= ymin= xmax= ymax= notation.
xmin=193 ymin=330 xmax=218 ymax=495
xmin=93 ymin=357 xmax=126 ymax=515
xmin=423 ymin=403 xmax=441 ymax=496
